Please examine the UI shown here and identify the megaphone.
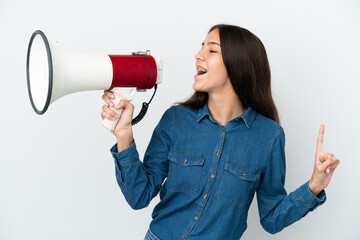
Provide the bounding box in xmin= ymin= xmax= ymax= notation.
xmin=26 ymin=30 xmax=163 ymax=131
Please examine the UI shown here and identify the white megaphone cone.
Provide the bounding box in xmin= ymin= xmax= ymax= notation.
xmin=26 ymin=30 xmax=163 ymax=131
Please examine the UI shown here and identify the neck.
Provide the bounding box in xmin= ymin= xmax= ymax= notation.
xmin=207 ymin=89 xmax=247 ymax=126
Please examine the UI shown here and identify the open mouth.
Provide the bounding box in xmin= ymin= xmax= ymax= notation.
xmin=196 ymin=67 xmax=208 ymax=75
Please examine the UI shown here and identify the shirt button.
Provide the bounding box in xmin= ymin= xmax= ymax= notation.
xmin=194 ymin=216 xmax=199 ymax=220
xmin=241 ymin=171 xmax=245 ymax=176
xmin=182 ymin=235 xmax=186 ymax=239
xmin=221 ymin=131 xmax=225 ymax=135
xmin=184 ymin=159 xmax=188 ymax=164
xmin=211 ymin=174 xmax=215 ymax=179
xmin=216 ymin=151 xmax=220 ymax=156
xmin=235 ymin=118 xmax=239 ymax=121
xmin=204 ymin=194 xmax=208 ymax=199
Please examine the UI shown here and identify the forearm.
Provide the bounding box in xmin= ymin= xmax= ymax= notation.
xmin=112 ymin=142 xmax=160 ymax=210
xmin=258 ymin=181 xmax=326 ymax=234
xmin=111 ymin=107 xmax=173 ymax=210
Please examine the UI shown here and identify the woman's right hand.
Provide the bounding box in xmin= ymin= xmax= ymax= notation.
xmin=101 ymin=90 xmax=134 ymax=151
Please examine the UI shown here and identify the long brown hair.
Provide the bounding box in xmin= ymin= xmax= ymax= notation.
xmin=180 ymin=24 xmax=280 ymax=124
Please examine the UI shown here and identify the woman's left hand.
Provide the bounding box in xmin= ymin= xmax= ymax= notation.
xmin=309 ymin=124 xmax=340 ymax=196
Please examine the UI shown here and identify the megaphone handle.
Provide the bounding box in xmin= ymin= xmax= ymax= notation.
xmin=101 ymin=88 xmax=136 ymax=132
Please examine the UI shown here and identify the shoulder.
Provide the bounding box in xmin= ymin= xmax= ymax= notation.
xmin=252 ymin=111 xmax=284 ymax=140
xmin=157 ymin=104 xmax=198 ymax=125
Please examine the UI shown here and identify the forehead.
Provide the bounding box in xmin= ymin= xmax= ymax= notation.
xmin=204 ymin=28 xmax=220 ymax=45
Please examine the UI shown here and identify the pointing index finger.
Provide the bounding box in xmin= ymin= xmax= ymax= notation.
xmin=316 ymin=124 xmax=325 ymax=158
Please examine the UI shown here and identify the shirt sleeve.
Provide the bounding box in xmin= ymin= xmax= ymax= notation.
xmin=256 ymin=128 xmax=326 ymax=234
xmin=110 ymin=107 xmax=173 ymax=210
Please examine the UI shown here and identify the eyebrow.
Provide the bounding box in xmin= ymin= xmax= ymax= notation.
xmin=202 ymin=41 xmax=221 ymax=47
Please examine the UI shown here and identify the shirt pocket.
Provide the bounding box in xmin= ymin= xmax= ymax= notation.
xmin=167 ymin=150 xmax=206 ymax=196
xmin=216 ymin=159 xmax=261 ymax=209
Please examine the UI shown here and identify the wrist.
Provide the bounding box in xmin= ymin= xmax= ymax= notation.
xmin=308 ymin=179 xmax=322 ymax=196
xmin=116 ymin=137 xmax=133 ymax=153
xmin=115 ymin=130 xmax=133 ymax=153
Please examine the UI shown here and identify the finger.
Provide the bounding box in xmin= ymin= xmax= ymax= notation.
xmin=324 ymin=155 xmax=332 ymax=173
xmin=104 ymin=90 xmax=115 ymax=100
xmin=101 ymin=111 xmax=115 ymax=121
xmin=315 ymin=124 xmax=325 ymax=158
xmin=318 ymin=157 xmax=334 ymax=173
xmin=102 ymin=105 xmax=118 ymax=120
xmin=102 ymin=94 xmax=114 ymax=107
xmin=324 ymin=152 xmax=334 ymax=160
xmin=316 ymin=152 xmax=327 ymax=165
xmin=115 ymin=99 xmax=132 ymax=110
xmin=124 ymin=101 xmax=135 ymax=111
xmin=331 ymin=158 xmax=340 ymax=171
xmin=326 ymin=158 xmax=340 ymax=173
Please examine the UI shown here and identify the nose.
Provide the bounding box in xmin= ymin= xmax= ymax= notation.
xmin=195 ymin=49 xmax=204 ymax=61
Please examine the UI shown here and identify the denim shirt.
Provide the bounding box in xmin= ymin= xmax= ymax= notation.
xmin=110 ymin=104 xmax=326 ymax=240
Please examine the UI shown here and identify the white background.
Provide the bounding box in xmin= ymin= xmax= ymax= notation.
xmin=0 ymin=0 xmax=359 ymax=239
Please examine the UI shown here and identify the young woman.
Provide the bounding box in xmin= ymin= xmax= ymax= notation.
xmin=101 ymin=24 xmax=340 ymax=240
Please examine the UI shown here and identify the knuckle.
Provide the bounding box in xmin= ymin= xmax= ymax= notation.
xmin=104 ymin=112 xmax=112 ymax=120
xmin=106 ymin=100 xmax=113 ymax=106
xmin=101 ymin=112 xmax=109 ymax=120
xmin=107 ymin=108 xmax=115 ymax=116
xmin=103 ymin=105 xmax=115 ymax=116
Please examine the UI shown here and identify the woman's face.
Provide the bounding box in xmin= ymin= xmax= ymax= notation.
xmin=193 ymin=29 xmax=230 ymax=94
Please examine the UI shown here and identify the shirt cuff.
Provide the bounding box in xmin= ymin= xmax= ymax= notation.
xmin=298 ymin=181 xmax=326 ymax=210
xmin=110 ymin=140 xmax=139 ymax=167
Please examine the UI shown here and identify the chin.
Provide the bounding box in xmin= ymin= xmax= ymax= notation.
xmin=192 ymin=82 xmax=204 ymax=92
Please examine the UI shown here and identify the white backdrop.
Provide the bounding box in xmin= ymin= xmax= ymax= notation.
xmin=0 ymin=0 xmax=359 ymax=239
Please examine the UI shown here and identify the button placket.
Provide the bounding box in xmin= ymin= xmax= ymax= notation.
xmin=182 ymin=122 xmax=227 ymax=238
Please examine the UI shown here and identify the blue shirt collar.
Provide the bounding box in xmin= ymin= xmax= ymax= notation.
xmin=196 ymin=103 xmax=257 ymax=128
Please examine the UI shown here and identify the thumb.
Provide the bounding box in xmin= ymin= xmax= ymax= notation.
xmin=114 ymin=100 xmax=134 ymax=129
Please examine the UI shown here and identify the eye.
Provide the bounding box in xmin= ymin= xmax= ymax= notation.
xmin=209 ymin=50 xmax=217 ymax=53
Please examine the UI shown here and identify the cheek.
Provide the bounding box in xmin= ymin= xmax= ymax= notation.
xmin=209 ymin=58 xmax=228 ymax=78
xmin=218 ymin=62 xmax=228 ymax=78
xmin=213 ymin=62 xmax=228 ymax=82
